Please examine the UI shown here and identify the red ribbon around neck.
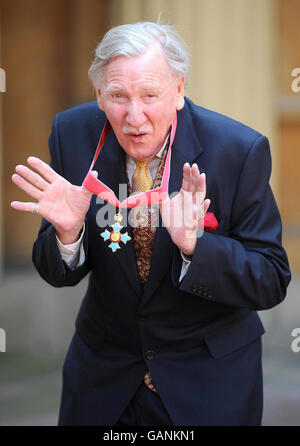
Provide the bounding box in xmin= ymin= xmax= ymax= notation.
xmin=82 ymin=114 xmax=177 ymax=209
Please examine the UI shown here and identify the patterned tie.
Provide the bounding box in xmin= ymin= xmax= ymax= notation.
xmin=131 ymin=160 xmax=155 ymax=284
xmin=132 ymin=161 xmax=153 ymax=192
xmin=129 ymin=148 xmax=169 ymax=395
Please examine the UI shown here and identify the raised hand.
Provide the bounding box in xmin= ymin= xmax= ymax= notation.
xmin=159 ymin=163 xmax=210 ymax=256
xmin=11 ymin=156 xmax=97 ymax=244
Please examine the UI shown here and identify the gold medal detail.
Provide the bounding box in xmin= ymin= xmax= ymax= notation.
xmin=100 ymin=209 xmax=131 ymax=252
xmin=110 ymin=231 xmax=121 ymax=243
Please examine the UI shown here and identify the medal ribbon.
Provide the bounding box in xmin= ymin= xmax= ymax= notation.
xmin=82 ymin=113 xmax=177 ymax=209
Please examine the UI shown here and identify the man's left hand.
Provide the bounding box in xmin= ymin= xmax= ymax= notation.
xmin=160 ymin=163 xmax=210 ymax=256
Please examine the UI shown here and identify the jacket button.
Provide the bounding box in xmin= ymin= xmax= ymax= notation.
xmin=145 ymin=350 xmax=156 ymax=360
xmin=202 ymin=288 xmax=208 ymax=297
xmin=191 ymin=283 xmax=198 ymax=293
xmin=207 ymin=290 xmax=213 ymax=299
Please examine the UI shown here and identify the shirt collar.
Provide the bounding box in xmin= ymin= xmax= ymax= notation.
xmin=155 ymin=131 xmax=170 ymax=160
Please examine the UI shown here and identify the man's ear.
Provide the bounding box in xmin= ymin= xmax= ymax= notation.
xmin=176 ymin=76 xmax=185 ymax=111
xmin=96 ymin=89 xmax=104 ymax=111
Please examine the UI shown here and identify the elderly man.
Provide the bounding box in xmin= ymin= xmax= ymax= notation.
xmin=11 ymin=22 xmax=290 ymax=426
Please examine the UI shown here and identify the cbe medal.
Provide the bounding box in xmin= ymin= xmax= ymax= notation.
xmin=100 ymin=208 xmax=131 ymax=252
xmin=82 ymin=114 xmax=177 ymax=252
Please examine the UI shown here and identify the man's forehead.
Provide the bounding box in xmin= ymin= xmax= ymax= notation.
xmin=102 ymin=46 xmax=173 ymax=80
xmin=106 ymin=42 xmax=163 ymax=65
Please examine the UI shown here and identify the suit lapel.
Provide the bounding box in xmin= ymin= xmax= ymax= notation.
xmin=94 ymin=129 xmax=143 ymax=298
xmin=142 ymin=103 xmax=204 ymax=305
xmin=93 ymin=101 xmax=205 ymax=303
xmin=94 ymin=129 xmax=126 ymax=198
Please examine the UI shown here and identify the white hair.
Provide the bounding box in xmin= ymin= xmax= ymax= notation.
xmin=88 ymin=21 xmax=190 ymax=87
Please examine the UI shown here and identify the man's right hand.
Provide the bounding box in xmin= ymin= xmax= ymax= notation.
xmin=11 ymin=156 xmax=97 ymax=244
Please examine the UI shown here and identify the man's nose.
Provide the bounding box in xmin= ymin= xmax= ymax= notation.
xmin=125 ymin=100 xmax=147 ymax=128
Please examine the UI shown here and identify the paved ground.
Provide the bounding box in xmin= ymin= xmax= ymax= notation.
xmin=0 ymin=355 xmax=299 ymax=426
xmin=0 ymin=272 xmax=299 ymax=426
xmin=262 ymin=358 xmax=300 ymax=425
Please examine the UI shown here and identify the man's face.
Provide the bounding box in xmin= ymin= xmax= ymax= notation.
xmin=96 ymin=46 xmax=185 ymax=162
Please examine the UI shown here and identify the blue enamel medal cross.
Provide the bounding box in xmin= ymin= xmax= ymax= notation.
xmin=100 ymin=210 xmax=131 ymax=252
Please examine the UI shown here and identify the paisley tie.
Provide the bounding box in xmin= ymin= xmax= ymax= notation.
xmin=129 ymin=144 xmax=169 ymax=394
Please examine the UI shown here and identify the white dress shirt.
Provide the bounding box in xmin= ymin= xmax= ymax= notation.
xmin=56 ymin=136 xmax=191 ymax=282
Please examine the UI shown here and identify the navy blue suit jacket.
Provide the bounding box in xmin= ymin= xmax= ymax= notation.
xmin=32 ymin=97 xmax=291 ymax=426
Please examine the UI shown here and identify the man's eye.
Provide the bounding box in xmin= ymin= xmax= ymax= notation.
xmin=111 ymin=93 xmax=127 ymax=103
xmin=144 ymin=93 xmax=157 ymax=101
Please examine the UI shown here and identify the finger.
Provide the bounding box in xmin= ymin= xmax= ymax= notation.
xmin=203 ymin=198 xmax=211 ymax=214
xmin=190 ymin=164 xmax=201 ymax=194
xmin=192 ymin=170 xmax=205 ymax=195
xmin=181 ymin=163 xmax=191 ymax=191
xmin=11 ymin=173 xmax=43 ymax=201
xmin=82 ymin=170 xmax=98 ymax=197
xmin=27 ymin=156 xmax=57 ymax=183
xmin=15 ymin=164 xmax=49 ymax=191
xmin=10 ymin=201 xmax=39 ymax=213
xmin=196 ymin=198 xmax=210 ymax=220
xmin=193 ymin=173 xmax=206 ymax=209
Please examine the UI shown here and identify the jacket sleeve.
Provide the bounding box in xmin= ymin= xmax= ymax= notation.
xmin=175 ymin=135 xmax=291 ymax=310
xmin=32 ymin=114 xmax=91 ymax=287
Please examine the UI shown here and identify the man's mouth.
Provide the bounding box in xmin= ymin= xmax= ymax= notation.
xmin=127 ymin=132 xmax=148 ymax=142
